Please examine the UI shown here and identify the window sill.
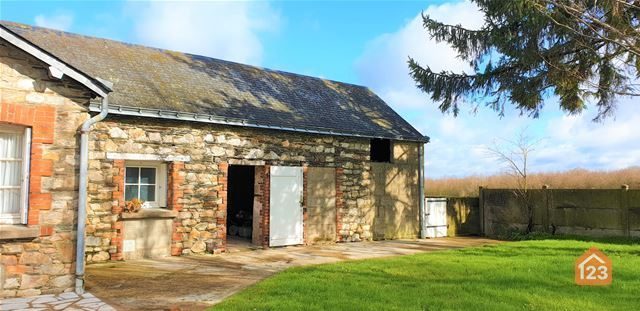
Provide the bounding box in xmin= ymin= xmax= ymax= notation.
xmin=0 ymin=224 xmax=39 ymax=240
xmin=121 ymin=208 xmax=177 ymax=220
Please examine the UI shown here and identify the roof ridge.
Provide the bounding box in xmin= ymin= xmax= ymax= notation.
xmin=0 ymin=20 xmax=370 ymax=90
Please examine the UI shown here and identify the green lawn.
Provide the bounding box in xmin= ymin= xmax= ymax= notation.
xmin=213 ymin=237 xmax=640 ymax=310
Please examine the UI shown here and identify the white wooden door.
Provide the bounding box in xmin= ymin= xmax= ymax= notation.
xmin=269 ymin=166 xmax=303 ymax=246
xmin=425 ymin=198 xmax=448 ymax=238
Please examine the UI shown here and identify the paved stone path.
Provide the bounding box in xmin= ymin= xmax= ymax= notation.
xmin=0 ymin=292 xmax=115 ymax=311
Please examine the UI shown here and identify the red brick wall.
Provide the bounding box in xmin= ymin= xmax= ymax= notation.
xmin=0 ymin=103 xmax=55 ymax=230
xmin=169 ymin=161 xmax=185 ymax=256
xmin=109 ymin=159 xmax=125 ymax=260
xmin=215 ymin=162 xmax=228 ymax=253
xmin=260 ymin=165 xmax=271 ymax=247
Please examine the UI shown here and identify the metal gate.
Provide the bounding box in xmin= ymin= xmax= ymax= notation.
xmin=425 ymin=198 xmax=448 ymax=238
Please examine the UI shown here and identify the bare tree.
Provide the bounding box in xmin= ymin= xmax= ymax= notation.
xmin=486 ymin=129 xmax=543 ymax=233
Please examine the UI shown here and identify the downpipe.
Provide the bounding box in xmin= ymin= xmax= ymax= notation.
xmin=76 ymin=95 xmax=109 ymax=294
xmin=419 ymin=143 xmax=426 ymax=239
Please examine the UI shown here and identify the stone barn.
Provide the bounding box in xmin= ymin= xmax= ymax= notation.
xmin=0 ymin=21 xmax=428 ymax=298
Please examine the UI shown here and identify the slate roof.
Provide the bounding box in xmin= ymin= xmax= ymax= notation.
xmin=1 ymin=21 xmax=426 ymax=142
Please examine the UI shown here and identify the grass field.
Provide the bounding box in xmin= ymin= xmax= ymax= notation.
xmin=213 ymin=237 xmax=640 ymax=310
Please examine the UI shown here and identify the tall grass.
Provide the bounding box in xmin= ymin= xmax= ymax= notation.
xmin=426 ymin=167 xmax=640 ymax=197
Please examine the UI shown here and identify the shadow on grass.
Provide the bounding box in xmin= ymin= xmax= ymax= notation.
xmin=497 ymin=232 xmax=640 ymax=245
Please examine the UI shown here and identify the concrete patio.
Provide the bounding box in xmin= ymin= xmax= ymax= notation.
xmin=82 ymin=237 xmax=499 ymax=310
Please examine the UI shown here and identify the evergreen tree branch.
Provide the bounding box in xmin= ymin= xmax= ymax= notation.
xmin=421 ymin=13 xmax=491 ymax=60
xmin=410 ymin=0 xmax=640 ymax=119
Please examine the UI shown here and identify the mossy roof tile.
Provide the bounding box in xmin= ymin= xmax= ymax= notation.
xmin=1 ymin=21 xmax=425 ymax=141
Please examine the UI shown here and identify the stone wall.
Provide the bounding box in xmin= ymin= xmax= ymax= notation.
xmin=86 ymin=116 xmax=392 ymax=261
xmin=252 ymin=166 xmax=267 ymax=246
xmin=0 ymin=40 xmax=93 ymax=297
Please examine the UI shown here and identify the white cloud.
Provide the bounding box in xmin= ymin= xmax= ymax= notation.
xmin=34 ymin=11 xmax=74 ymax=31
xmin=128 ymin=0 xmax=280 ymax=65
xmin=357 ymin=1 xmax=640 ymax=178
xmin=356 ymin=1 xmax=483 ymax=109
xmin=535 ymin=98 xmax=640 ymax=172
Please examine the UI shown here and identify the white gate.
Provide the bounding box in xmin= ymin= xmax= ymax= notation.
xmin=425 ymin=198 xmax=448 ymax=238
xmin=269 ymin=166 xmax=303 ymax=246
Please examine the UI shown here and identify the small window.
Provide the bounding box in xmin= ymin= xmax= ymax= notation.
xmin=124 ymin=162 xmax=167 ymax=208
xmin=370 ymin=138 xmax=392 ymax=163
xmin=0 ymin=124 xmax=31 ymax=224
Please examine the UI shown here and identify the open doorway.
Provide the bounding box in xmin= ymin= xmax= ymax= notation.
xmin=227 ymin=165 xmax=255 ymax=249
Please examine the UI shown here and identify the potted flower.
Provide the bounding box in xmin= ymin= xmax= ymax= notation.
xmin=124 ymin=198 xmax=144 ymax=213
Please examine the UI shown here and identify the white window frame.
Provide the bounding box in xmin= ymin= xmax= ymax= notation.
xmin=0 ymin=124 xmax=31 ymax=225
xmin=124 ymin=161 xmax=167 ymax=208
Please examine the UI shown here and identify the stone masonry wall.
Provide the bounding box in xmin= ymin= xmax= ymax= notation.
xmin=86 ymin=116 xmax=380 ymax=262
xmin=0 ymin=40 xmax=93 ymax=297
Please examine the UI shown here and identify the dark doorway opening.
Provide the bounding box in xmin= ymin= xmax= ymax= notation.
xmin=370 ymin=138 xmax=392 ymax=163
xmin=227 ymin=165 xmax=255 ymax=243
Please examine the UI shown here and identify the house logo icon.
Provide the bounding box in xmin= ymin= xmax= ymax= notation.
xmin=575 ymin=247 xmax=612 ymax=286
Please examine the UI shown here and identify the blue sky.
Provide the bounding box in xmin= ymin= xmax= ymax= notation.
xmin=2 ymin=0 xmax=435 ymax=82
xmin=2 ymin=0 xmax=639 ymax=178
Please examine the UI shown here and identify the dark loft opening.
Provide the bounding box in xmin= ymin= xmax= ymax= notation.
xmin=370 ymin=138 xmax=392 ymax=163
xmin=227 ymin=165 xmax=255 ymax=241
